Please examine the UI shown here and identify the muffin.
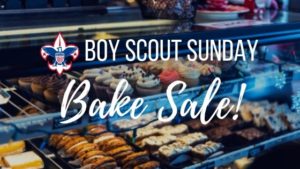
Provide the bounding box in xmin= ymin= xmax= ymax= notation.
xmin=93 ymin=72 xmax=113 ymax=100
xmin=80 ymin=68 xmax=104 ymax=83
xmin=136 ymin=74 xmax=162 ymax=96
xmin=178 ymin=65 xmax=200 ymax=87
xmin=159 ymin=70 xmax=181 ymax=91
xmin=106 ymin=79 xmax=134 ymax=100
xmin=108 ymin=65 xmax=129 ymax=78
xmin=18 ymin=77 xmax=34 ymax=90
xmin=31 ymin=76 xmax=49 ymax=96
xmin=43 ymin=75 xmax=69 ymax=103
xmin=122 ymin=66 xmax=146 ymax=86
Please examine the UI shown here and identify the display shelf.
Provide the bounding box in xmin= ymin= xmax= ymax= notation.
xmin=185 ymin=129 xmax=300 ymax=169
xmin=0 ymin=68 xmax=294 ymax=143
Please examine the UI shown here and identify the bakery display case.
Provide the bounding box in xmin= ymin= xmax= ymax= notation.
xmin=1 ymin=2 xmax=300 ymax=169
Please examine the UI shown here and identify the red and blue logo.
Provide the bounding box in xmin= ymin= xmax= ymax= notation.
xmin=41 ymin=33 xmax=79 ymax=75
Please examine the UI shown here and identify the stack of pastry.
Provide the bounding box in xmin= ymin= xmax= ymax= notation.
xmin=0 ymin=141 xmax=44 ymax=169
xmin=49 ymin=125 xmax=160 ymax=169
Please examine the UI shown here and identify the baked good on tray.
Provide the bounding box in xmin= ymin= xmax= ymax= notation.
xmin=159 ymin=124 xmax=188 ymax=136
xmin=235 ymin=128 xmax=265 ymax=141
xmin=176 ymin=132 xmax=208 ymax=146
xmin=205 ymin=127 xmax=232 ymax=140
xmin=139 ymin=135 xmax=177 ymax=151
xmin=133 ymin=161 xmax=160 ymax=169
xmin=121 ymin=151 xmax=150 ymax=169
xmin=264 ymin=114 xmax=287 ymax=133
xmin=2 ymin=151 xmax=44 ymax=169
xmin=282 ymin=113 xmax=300 ymax=130
xmin=158 ymin=141 xmax=191 ymax=161
xmin=191 ymin=141 xmax=224 ymax=159
xmin=48 ymin=127 xmax=160 ymax=169
xmin=0 ymin=141 xmax=25 ymax=157
xmin=136 ymin=73 xmax=162 ymax=96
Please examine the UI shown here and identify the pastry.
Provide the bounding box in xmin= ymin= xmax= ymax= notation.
xmin=114 ymin=150 xmax=134 ymax=164
xmin=122 ymin=66 xmax=146 ymax=85
xmin=128 ymin=127 xmax=161 ymax=141
xmin=0 ymin=141 xmax=25 ymax=157
xmin=3 ymin=151 xmax=44 ymax=169
xmin=108 ymin=65 xmax=129 ymax=78
xmin=191 ymin=141 xmax=223 ymax=158
xmin=239 ymin=104 xmax=253 ymax=122
xmin=236 ymin=128 xmax=265 ymax=141
xmin=184 ymin=119 xmax=213 ymax=131
xmin=79 ymin=150 xmax=106 ymax=164
xmin=74 ymin=143 xmax=98 ymax=159
xmin=122 ymin=151 xmax=150 ymax=169
xmin=82 ymin=152 xmax=106 ymax=166
xmin=80 ymin=68 xmax=104 ymax=83
xmin=158 ymin=141 xmax=191 ymax=160
xmin=18 ymin=77 xmax=33 ymax=90
xmin=86 ymin=125 xmax=107 ymax=141
xmin=282 ymin=113 xmax=300 ymax=130
xmin=178 ymin=65 xmax=200 ymax=87
xmin=66 ymin=140 xmax=90 ymax=156
xmin=55 ymin=136 xmax=73 ymax=150
xmin=136 ymin=73 xmax=162 ymax=96
xmin=114 ymin=112 xmax=157 ymax=129
xmin=264 ymin=114 xmax=287 ymax=133
xmin=89 ymin=156 xmax=117 ymax=169
xmin=63 ymin=136 xmax=87 ymax=151
xmin=106 ymin=145 xmax=133 ymax=157
xmin=30 ymin=76 xmax=48 ymax=96
xmin=43 ymin=74 xmax=69 ymax=103
xmin=160 ymin=124 xmax=188 ymax=135
xmin=97 ymin=137 xmax=127 ymax=152
xmin=234 ymin=157 xmax=254 ymax=169
xmin=177 ymin=132 xmax=208 ymax=146
xmin=93 ymin=132 xmax=116 ymax=144
xmin=214 ymin=118 xmax=241 ymax=129
xmin=147 ymin=62 xmax=164 ymax=75
xmin=93 ymin=71 xmax=113 ymax=100
xmin=134 ymin=161 xmax=160 ymax=169
xmin=140 ymin=135 xmax=177 ymax=151
xmin=159 ymin=70 xmax=181 ymax=91
xmin=106 ymin=78 xmax=134 ymax=100
xmin=206 ymin=127 xmax=232 ymax=140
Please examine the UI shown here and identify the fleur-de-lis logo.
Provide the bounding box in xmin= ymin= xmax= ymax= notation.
xmin=41 ymin=33 xmax=79 ymax=75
